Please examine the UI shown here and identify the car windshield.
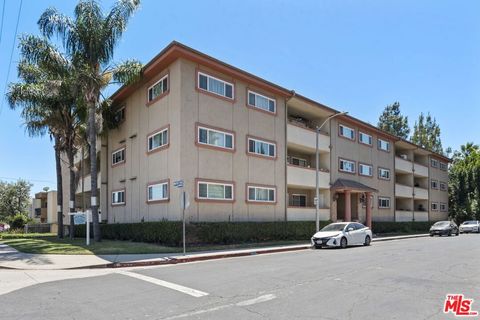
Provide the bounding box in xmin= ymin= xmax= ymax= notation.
xmin=321 ymin=223 xmax=347 ymax=232
xmin=433 ymin=221 xmax=449 ymax=227
xmin=463 ymin=221 xmax=476 ymax=225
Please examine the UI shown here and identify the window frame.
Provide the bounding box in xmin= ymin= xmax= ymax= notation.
xmin=377 ymin=138 xmax=390 ymax=152
xmin=431 ymin=201 xmax=439 ymax=211
xmin=339 ymin=124 xmax=355 ymax=140
xmin=146 ymin=180 xmax=170 ymax=203
xmin=196 ymin=123 xmax=235 ymax=152
xmin=115 ymin=106 xmax=126 ymax=124
xmin=147 ymin=125 xmax=170 ymax=154
xmin=431 ymin=179 xmax=439 ymax=190
xmin=111 ymin=189 xmax=126 ymax=206
xmin=288 ymin=156 xmax=308 ymax=168
xmin=197 ymin=71 xmax=234 ymax=100
xmin=291 ymin=194 xmax=307 ymax=207
xmin=247 ymin=136 xmax=277 ymax=159
xmin=246 ymin=89 xmax=276 ymax=114
xmin=147 ymin=73 xmax=169 ymax=104
xmin=195 ymin=179 xmax=235 ymax=202
xmin=439 ymin=162 xmax=448 ymax=171
xmin=339 ymin=158 xmax=356 ymax=174
xmin=439 ymin=181 xmax=447 ymax=191
xmin=439 ymin=202 xmax=447 ymax=212
xmin=378 ymin=167 xmax=391 ymax=180
xmin=246 ymin=184 xmax=276 ymax=204
xmin=358 ymin=131 xmax=373 ymax=146
xmin=111 ymin=147 xmax=126 ymax=167
xmin=359 ymin=163 xmax=373 ymax=177
xmin=378 ymin=196 xmax=391 ymax=209
xmin=430 ymin=158 xmax=438 ymax=168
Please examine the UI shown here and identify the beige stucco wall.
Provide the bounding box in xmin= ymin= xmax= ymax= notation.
xmin=428 ymin=156 xmax=449 ymax=221
xmin=330 ymin=119 xmax=395 ymax=222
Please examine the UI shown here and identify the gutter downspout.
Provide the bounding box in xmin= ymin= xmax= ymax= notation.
xmin=284 ymin=90 xmax=296 ymax=222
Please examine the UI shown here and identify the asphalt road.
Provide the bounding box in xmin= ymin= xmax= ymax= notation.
xmin=1 ymin=235 xmax=479 ymax=320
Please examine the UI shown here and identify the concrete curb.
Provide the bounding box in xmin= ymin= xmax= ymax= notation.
xmin=1 ymin=234 xmax=430 ymax=270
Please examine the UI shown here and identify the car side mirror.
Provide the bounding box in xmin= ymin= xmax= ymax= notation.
xmin=347 ymin=227 xmax=354 ymax=232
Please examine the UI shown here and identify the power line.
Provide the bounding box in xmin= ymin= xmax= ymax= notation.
xmin=0 ymin=0 xmax=23 ymax=116
xmin=0 ymin=0 xmax=5 ymax=44
xmin=0 ymin=176 xmax=55 ymax=184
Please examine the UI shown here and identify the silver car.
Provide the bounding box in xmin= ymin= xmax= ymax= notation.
xmin=459 ymin=220 xmax=480 ymax=233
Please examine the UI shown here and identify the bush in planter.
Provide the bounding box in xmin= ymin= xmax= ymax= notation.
xmin=8 ymin=213 xmax=30 ymax=229
xmin=371 ymin=221 xmax=431 ymax=234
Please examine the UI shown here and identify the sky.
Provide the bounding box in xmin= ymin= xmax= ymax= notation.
xmin=0 ymin=0 xmax=479 ymax=195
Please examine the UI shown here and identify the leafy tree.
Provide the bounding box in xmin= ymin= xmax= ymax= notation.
xmin=7 ymin=35 xmax=85 ymax=238
xmin=411 ymin=112 xmax=443 ymax=154
xmin=377 ymin=102 xmax=410 ymax=139
xmin=37 ymin=0 xmax=143 ymax=241
xmin=0 ymin=180 xmax=32 ymax=219
xmin=448 ymin=143 xmax=480 ymax=223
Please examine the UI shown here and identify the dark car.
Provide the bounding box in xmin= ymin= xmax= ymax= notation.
xmin=429 ymin=221 xmax=459 ymax=237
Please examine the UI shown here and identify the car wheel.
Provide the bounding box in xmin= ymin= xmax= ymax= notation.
xmin=448 ymin=230 xmax=452 ymax=237
xmin=429 ymin=234 xmax=434 ymax=237
xmin=340 ymin=237 xmax=348 ymax=249
xmin=363 ymin=235 xmax=371 ymax=246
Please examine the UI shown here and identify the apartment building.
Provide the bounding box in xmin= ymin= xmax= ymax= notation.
xmin=79 ymin=41 xmax=449 ymax=227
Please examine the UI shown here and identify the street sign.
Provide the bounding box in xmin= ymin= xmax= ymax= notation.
xmin=68 ymin=210 xmax=91 ymax=246
xmin=180 ymin=191 xmax=190 ymax=210
xmin=173 ymin=180 xmax=184 ymax=188
xmin=314 ymin=197 xmax=318 ymax=205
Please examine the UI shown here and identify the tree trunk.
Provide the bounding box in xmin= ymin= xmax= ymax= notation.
xmin=68 ymin=144 xmax=76 ymax=239
xmin=88 ymin=96 xmax=101 ymax=241
xmin=54 ymin=136 xmax=64 ymax=238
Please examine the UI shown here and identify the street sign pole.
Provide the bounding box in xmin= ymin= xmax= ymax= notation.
xmin=86 ymin=210 xmax=90 ymax=246
xmin=182 ymin=190 xmax=186 ymax=256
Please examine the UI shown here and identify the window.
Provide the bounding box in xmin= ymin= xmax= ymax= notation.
xmin=359 ymin=164 xmax=373 ymax=177
xmin=147 ymin=182 xmax=169 ymax=202
xmin=197 ymin=181 xmax=233 ymax=201
xmin=247 ymin=90 xmax=275 ymax=113
xmin=112 ymin=190 xmax=125 ymax=205
xmin=115 ymin=106 xmax=125 ymax=123
xmin=431 ymin=179 xmax=438 ymax=189
xmin=440 ymin=181 xmax=447 ymax=191
xmin=248 ymin=138 xmax=276 ymax=158
xmin=198 ymin=126 xmax=234 ymax=150
xmin=378 ymin=168 xmax=390 ymax=180
xmin=288 ymin=156 xmax=307 ymax=167
xmin=112 ymin=148 xmax=125 ymax=165
xmin=430 ymin=158 xmax=438 ymax=168
xmin=148 ymin=75 xmax=168 ymax=102
xmin=198 ymin=72 xmax=234 ymax=99
xmin=339 ymin=124 xmax=355 ymax=140
xmin=440 ymin=162 xmax=448 ymax=171
xmin=291 ymin=194 xmax=307 ymax=207
xmin=440 ymin=203 xmax=447 ymax=212
xmin=378 ymin=197 xmax=390 ymax=209
xmin=431 ymin=202 xmax=439 ymax=211
xmin=359 ymin=132 xmax=372 ymax=146
xmin=247 ymin=186 xmax=275 ymax=203
xmin=361 ymin=194 xmax=374 ymax=208
xmin=339 ymin=158 xmax=355 ymax=173
xmin=148 ymin=128 xmax=169 ymax=152
xmin=378 ymin=138 xmax=390 ymax=152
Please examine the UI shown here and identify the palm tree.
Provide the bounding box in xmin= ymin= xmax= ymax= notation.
xmin=7 ymin=35 xmax=84 ymax=239
xmin=37 ymin=0 xmax=142 ymax=241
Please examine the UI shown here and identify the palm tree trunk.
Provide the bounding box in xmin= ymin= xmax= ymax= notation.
xmin=88 ymin=97 xmax=101 ymax=241
xmin=54 ymin=136 xmax=64 ymax=238
xmin=68 ymin=144 xmax=76 ymax=239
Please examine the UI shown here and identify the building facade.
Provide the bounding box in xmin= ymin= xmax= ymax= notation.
xmin=77 ymin=41 xmax=450 ymax=226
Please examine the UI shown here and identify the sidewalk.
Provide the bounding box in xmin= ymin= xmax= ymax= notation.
xmin=0 ymin=234 xmax=429 ymax=270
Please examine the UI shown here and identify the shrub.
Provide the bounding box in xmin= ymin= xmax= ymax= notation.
xmin=74 ymin=220 xmax=332 ymax=245
xmin=8 ymin=214 xmax=29 ymax=229
xmin=371 ymin=221 xmax=431 ymax=234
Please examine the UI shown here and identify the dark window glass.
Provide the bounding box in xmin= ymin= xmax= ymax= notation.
xmin=269 ymin=144 xmax=275 ymax=157
xmin=248 ymin=92 xmax=255 ymax=106
xmin=199 ymin=128 xmax=208 ymax=143
xmin=225 ymin=84 xmax=233 ymax=98
xmin=199 ymin=183 xmax=207 ymax=198
xmin=269 ymin=100 xmax=275 ymax=112
xmin=268 ymin=189 xmax=275 ymax=201
xmin=249 ymin=139 xmax=255 ymax=153
xmin=199 ymin=74 xmax=208 ymax=90
xmin=225 ymin=135 xmax=233 ymax=148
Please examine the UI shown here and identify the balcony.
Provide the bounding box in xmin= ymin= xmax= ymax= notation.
xmin=395 ymin=157 xmax=412 ymax=174
xmin=395 ymin=183 xmax=413 ymax=198
xmin=287 ymin=165 xmax=330 ymax=189
xmin=413 ymin=163 xmax=428 ymax=177
xmin=76 ymin=172 xmax=101 ymax=194
xmin=395 ymin=210 xmax=413 ymax=222
xmin=287 ymin=123 xmax=329 ymax=153
xmin=287 ymin=207 xmax=330 ymax=221
xmin=414 ymin=187 xmax=428 ymax=200
xmin=413 ymin=211 xmax=429 ymax=221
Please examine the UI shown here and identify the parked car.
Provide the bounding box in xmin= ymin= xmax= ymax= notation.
xmin=311 ymin=222 xmax=372 ymax=249
xmin=429 ymin=221 xmax=459 ymax=237
xmin=459 ymin=220 xmax=480 ymax=233
xmin=0 ymin=223 xmax=10 ymax=232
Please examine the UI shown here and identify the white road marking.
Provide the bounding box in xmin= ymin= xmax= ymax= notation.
xmin=115 ymin=270 xmax=208 ymax=298
xmin=162 ymin=294 xmax=277 ymax=319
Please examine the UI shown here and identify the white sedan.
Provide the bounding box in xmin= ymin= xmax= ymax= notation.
xmin=311 ymin=222 xmax=373 ymax=249
xmin=459 ymin=220 xmax=480 ymax=233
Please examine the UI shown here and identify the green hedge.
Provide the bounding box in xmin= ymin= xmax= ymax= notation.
xmin=372 ymin=221 xmax=431 ymax=234
xmin=74 ymin=221 xmax=332 ymax=245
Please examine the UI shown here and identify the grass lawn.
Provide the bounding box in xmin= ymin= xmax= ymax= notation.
xmin=0 ymin=234 xmax=306 ymax=255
